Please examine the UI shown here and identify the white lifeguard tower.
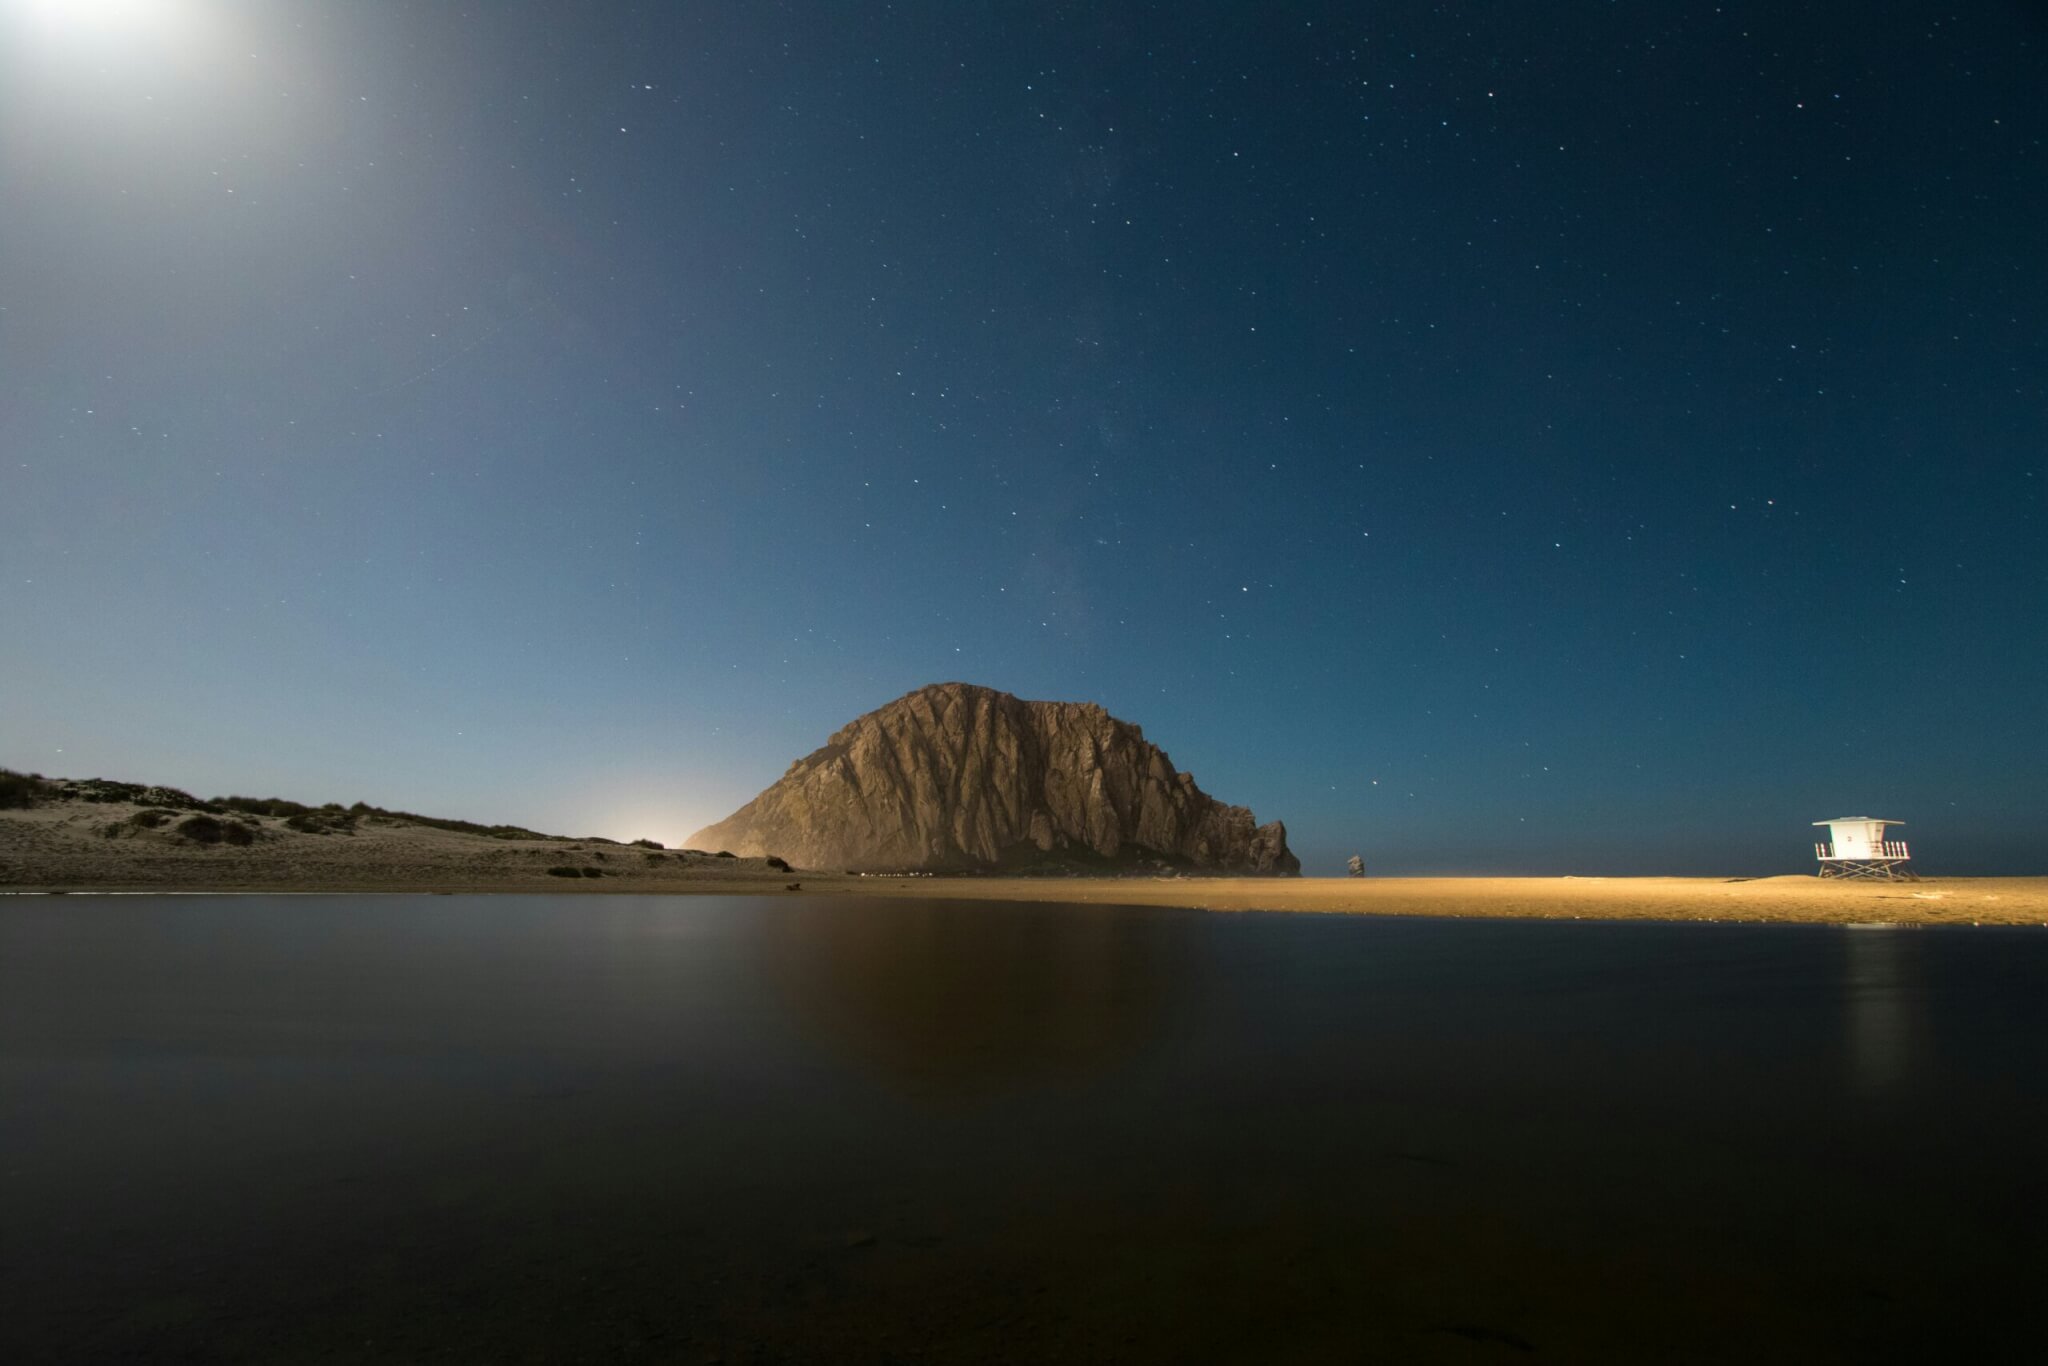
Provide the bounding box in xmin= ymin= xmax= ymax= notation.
xmin=1812 ymin=817 xmax=1916 ymax=881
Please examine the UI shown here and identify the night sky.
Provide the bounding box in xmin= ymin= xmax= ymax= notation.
xmin=3 ymin=1 xmax=2043 ymax=874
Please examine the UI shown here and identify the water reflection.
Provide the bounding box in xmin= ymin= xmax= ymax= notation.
xmin=11 ymin=900 xmax=2048 ymax=1362
xmin=758 ymin=899 xmax=1189 ymax=1100
xmin=1843 ymin=927 xmax=1922 ymax=1095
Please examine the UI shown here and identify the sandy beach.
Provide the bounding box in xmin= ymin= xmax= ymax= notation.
xmin=822 ymin=871 xmax=2048 ymax=926
xmin=4 ymin=796 xmax=2042 ymax=925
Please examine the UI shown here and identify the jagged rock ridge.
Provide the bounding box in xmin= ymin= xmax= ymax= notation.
xmin=688 ymin=683 xmax=1299 ymax=875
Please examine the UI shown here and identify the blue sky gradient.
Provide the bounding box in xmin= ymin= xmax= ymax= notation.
xmin=4 ymin=1 xmax=2043 ymax=872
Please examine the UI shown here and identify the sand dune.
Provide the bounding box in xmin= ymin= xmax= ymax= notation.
xmin=0 ymin=798 xmax=803 ymax=894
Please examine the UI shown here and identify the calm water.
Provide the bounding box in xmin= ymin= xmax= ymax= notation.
xmin=4 ymin=896 xmax=2047 ymax=1364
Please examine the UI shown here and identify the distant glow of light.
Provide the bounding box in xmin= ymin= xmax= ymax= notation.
xmin=4 ymin=0 xmax=222 ymax=69
xmin=15 ymin=0 xmax=181 ymax=38
xmin=4 ymin=0 xmax=234 ymax=109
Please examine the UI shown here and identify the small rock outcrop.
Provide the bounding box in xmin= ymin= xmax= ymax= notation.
xmin=687 ymin=683 xmax=1299 ymax=875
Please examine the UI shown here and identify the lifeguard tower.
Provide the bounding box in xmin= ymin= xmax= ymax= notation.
xmin=1812 ymin=817 xmax=1916 ymax=881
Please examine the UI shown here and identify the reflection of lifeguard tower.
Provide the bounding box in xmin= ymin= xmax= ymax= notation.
xmin=1813 ymin=817 xmax=1916 ymax=881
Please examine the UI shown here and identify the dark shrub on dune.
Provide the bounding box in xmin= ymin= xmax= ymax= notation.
xmin=765 ymin=856 xmax=791 ymax=872
xmin=581 ymin=866 xmax=604 ymax=878
xmin=630 ymin=838 xmax=664 ymax=849
xmin=64 ymin=779 xmax=209 ymax=809
xmin=285 ymin=809 xmax=357 ymax=836
xmin=219 ymin=795 xmax=318 ymax=819
xmin=715 ymin=851 xmax=736 ymax=859
xmin=0 ymin=770 xmax=54 ymax=809
xmin=344 ymin=801 xmax=554 ymax=841
xmin=545 ymin=866 xmax=583 ymax=878
xmin=177 ymin=815 xmax=255 ymax=846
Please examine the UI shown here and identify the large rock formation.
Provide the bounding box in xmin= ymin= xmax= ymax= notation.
xmin=688 ymin=683 xmax=1299 ymax=875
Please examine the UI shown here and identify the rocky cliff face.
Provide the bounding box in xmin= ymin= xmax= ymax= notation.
xmin=688 ymin=683 xmax=1299 ymax=875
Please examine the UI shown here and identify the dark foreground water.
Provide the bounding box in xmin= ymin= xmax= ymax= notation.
xmin=4 ymin=897 xmax=2048 ymax=1364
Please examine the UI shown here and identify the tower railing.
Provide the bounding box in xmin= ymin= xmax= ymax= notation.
xmin=1814 ymin=841 xmax=1910 ymax=860
xmin=1814 ymin=840 xmax=1917 ymax=880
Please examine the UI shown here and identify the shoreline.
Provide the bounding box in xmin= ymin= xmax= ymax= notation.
xmin=6 ymin=873 xmax=2047 ymax=928
xmin=814 ymin=873 xmax=2048 ymax=927
xmin=8 ymin=795 xmax=2044 ymax=926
